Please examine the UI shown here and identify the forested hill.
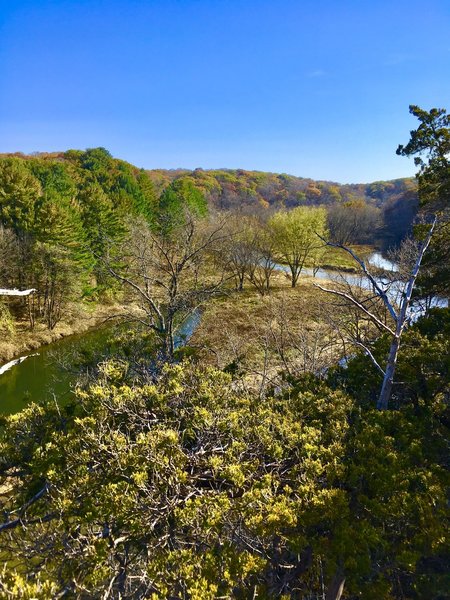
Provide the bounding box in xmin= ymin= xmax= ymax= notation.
xmin=0 ymin=149 xmax=418 ymax=246
xmin=0 ymin=148 xmax=161 ymax=310
xmin=147 ymin=167 xmax=416 ymax=211
xmin=147 ymin=168 xmax=418 ymax=243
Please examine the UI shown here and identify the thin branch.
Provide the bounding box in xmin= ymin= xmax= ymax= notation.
xmin=313 ymin=284 xmax=396 ymax=335
xmin=0 ymin=483 xmax=50 ymax=533
xmin=352 ymin=341 xmax=386 ymax=376
xmin=317 ymin=234 xmax=399 ymax=322
xmin=396 ymin=217 xmax=437 ymax=332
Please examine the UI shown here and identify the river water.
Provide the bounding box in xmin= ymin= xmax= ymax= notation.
xmin=0 ymin=254 xmax=446 ymax=415
xmin=0 ymin=325 xmax=119 ymax=415
xmin=0 ymin=311 xmax=201 ymax=415
xmin=274 ymin=253 xmax=447 ymax=314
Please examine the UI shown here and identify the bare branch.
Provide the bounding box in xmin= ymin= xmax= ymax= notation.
xmin=0 ymin=483 xmax=49 ymax=533
xmin=352 ymin=341 xmax=385 ymax=376
xmin=313 ymin=283 xmax=396 ymax=335
xmin=317 ymin=234 xmax=399 ymax=322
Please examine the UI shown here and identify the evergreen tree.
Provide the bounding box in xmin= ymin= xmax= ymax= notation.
xmin=0 ymin=158 xmax=41 ymax=234
xmin=158 ymin=177 xmax=208 ymax=233
xmin=397 ymin=105 xmax=450 ymax=296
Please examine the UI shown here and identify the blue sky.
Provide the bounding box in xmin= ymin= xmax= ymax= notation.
xmin=0 ymin=0 xmax=449 ymax=183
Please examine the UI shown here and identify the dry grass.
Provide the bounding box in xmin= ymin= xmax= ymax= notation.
xmin=191 ymin=270 xmax=346 ymax=390
xmin=308 ymin=244 xmax=374 ymax=271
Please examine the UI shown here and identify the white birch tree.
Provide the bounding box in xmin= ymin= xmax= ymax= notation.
xmin=315 ymin=219 xmax=436 ymax=410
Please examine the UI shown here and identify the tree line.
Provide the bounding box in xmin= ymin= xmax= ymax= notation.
xmin=0 ymin=148 xmax=209 ymax=333
xmin=0 ymin=144 xmax=401 ymax=343
xmin=0 ymin=146 xmax=419 ymax=342
xmin=0 ymin=145 xmax=332 ymax=349
xmin=147 ymin=167 xmax=418 ymax=247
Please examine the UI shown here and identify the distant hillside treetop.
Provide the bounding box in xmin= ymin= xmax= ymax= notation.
xmin=0 ymin=149 xmax=418 ymax=247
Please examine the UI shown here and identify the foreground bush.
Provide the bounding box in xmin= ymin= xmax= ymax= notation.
xmin=0 ymin=350 xmax=447 ymax=598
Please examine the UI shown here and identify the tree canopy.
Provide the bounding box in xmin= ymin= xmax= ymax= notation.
xmin=269 ymin=206 xmax=328 ymax=287
xmin=0 ymin=306 xmax=448 ymax=598
xmin=397 ymin=105 xmax=450 ymax=212
xmin=397 ymin=105 xmax=450 ymax=297
xmin=0 ymin=150 xmax=161 ymax=326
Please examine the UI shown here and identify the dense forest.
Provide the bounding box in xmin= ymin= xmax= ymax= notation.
xmin=0 ymin=148 xmax=209 ymax=343
xmin=148 ymin=168 xmax=418 ymax=247
xmin=0 ymin=106 xmax=448 ymax=599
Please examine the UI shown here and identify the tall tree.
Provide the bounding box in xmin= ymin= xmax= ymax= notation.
xmin=315 ymin=225 xmax=436 ymax=410
xmin=397 ymin=105 xmax=450 ymax=211
xmin=0 ymin=158 xmax=41 ymax=234
xmin=327 ymin=199 xmax=381 ymax=245
xmin=77 ymin=181 xmax=124 ymax=288
xmin=397 ymin=105 xmax=450 ymax=296
xmin=105 ymin=215 xmax=227 ymax=358
xmin=158 ymin=177 xmax=208 ymax=233
xmin=269 ymin=206 xmax=328 ymax=287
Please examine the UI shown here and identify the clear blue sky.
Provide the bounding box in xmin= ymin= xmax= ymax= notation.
xmin=1 ymin=0 xmax=449 ymax=183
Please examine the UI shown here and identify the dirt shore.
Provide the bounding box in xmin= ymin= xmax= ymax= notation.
xmin=0 ymin=303 xmax=134 ymax=364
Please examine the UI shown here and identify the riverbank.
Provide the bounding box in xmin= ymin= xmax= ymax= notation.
xmin=273 ymin=244 xmax=376 ymax=275
xmin=0 ymin=302 xmax=139 ymax=364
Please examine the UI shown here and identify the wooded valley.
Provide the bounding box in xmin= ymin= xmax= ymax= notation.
xmin=0 ymin=106 xmax=448 ymax=600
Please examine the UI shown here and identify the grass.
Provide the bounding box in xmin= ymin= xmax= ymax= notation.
xmin=190 ymin=270 xmax=348 ymax=389
xmin=0 ymin=245 xmax=375 ymax=367
xmin=320 ymin=244 xmax=374 ymax=270
xmin=273 ymin=244 xmax=375 ymax=272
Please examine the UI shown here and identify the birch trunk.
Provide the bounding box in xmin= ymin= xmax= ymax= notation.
xmin=315 ymin=218 xmax=436 ymax=411
xmin=377 ymin=335 xmax=401 ymax=410
xmin=325 ymin=568 xmax=346 ymax=600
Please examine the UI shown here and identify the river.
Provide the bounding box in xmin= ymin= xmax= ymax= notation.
xmin=0 ymin=311 xmax=201 ymax=415
xmin=0 ymin=254 xmax=446 ymax=415
xmin=274 ymin=252 xmax=447 ymax=314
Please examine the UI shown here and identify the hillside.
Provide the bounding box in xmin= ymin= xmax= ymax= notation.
xmin=147 ymin=168 xmax=418 ymax=245
xmin=147 ymin=166 xmax=415 ymax=208
xmin=0 ymin=150 xmax=418 ymax=248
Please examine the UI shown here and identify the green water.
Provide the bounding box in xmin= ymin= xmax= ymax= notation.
xmin=0 ymin=310 xmax=201 ymax=415
xmin=0 ymin=324 xmax=120 ymax=415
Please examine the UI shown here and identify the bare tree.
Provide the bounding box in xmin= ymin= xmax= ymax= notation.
xmin=217 ymin=234 xmax=253 ymax=292
xmin=258 ymin=296 xmax=341 ymax=382
xmin=314 ymin=219 xmax=436 ymax=409
xmin=246 ymin=228 xmax=277 ymax=296
xmin=327 ymin=200 xmax=381 ymax=245
xmin=216 ymin=214 xmax=270 ymax=293
xmin=105 ymin=214 xmax=229 ymax=358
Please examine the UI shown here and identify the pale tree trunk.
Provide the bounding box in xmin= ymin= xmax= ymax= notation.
xmin=325 ymin=568 xmax=346 ymax=600
xmin=315 ymin=218 xmax=436 ymax=411
xmin=377 ymin=219 xmax=436 ymax=409
xmin=377 ymin=335 xmax=401 ymax=410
